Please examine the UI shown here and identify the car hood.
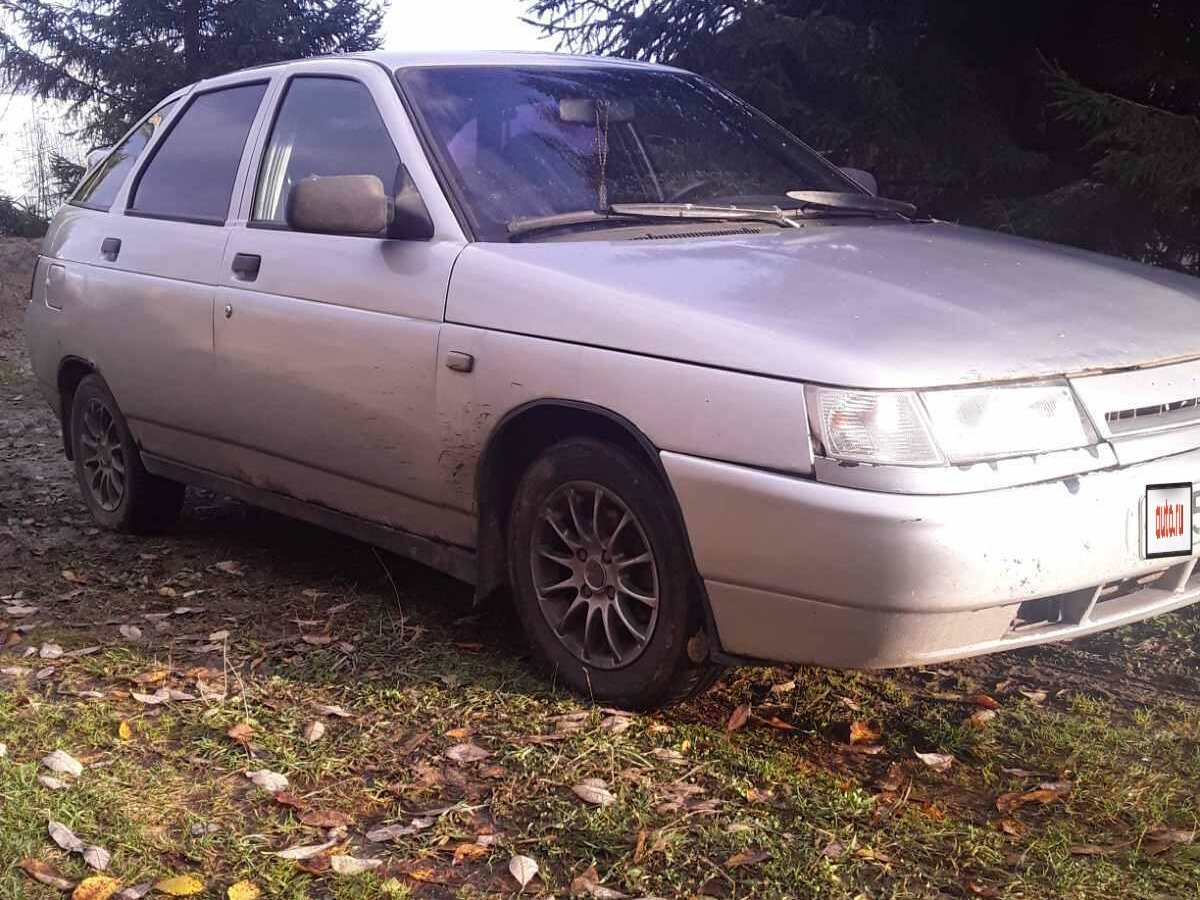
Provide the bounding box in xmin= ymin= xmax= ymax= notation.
xmin=445 ymin=222 xmax=1200 ymax=387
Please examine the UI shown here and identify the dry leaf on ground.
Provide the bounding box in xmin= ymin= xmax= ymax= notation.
xmin=849 ymin=721 xmax=881 ymax=744
xmin=299 ymin=809 xmax=353 ymax=829
xmin=725 ymin=703 xmax=751 ymax=733
xmin=914 ymin=750 xmax=955 ymax=772
xmin=226 ymin=723 xmax=254 ymax=745
xmin=116 ymin=884 xmax=151 ymax=899
xmin=445 ymin=742 xmax=490 ymax=763
xmin=995 ymin=782 xmax=1072 ymax=815
xmin=245 ymin=769 xmax=289 ymax=793
xmin=573 ymin=778 xmax=617 ymax=807
xmin=725 ymin=850 xmax=770 ymax=868
xmin=42 ymin=749 xmax=83 ymax=777
xmin=270 ymin=840 xmax=337 ymax=860
xmin=330 ymin=855 xmax=382 ymax=876
xmin=300 ymin=721 xmax=326 ymax=742
xmin=19 ymin=858 xmax=75 ymax=890
xmin=509 ymin=854 xmax=539 ymax=888
xmin=72 ymin=875 xmax=120 ymax=900
xmin=570 ymin=866 xmax=628 ymax=899
xmin=153 ymin=875 xmax=205 ymax=896
xmin=226 ymin=882 xmax=261 ymax=900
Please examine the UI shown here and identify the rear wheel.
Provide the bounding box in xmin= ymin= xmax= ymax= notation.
xmin=508 ymin=437 xmax=724 ymax=710
xmin=69 ymin=375 xmax=184 ymax=533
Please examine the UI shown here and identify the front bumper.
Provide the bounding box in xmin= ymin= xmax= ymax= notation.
xmin=663 ymin=448 xmax=1200 ymax=668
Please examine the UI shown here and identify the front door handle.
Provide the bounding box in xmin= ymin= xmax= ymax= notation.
xmin=231 ymin=253 xmax=261 ymax=282
xmin=100 ymin=237 xmax=121 ymax=262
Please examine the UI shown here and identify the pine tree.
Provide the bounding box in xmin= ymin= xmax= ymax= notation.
xmin=525 ymin=0 xmax=1200 ymax=274
xmin=0 ymin=0 xmax=385 ymax=146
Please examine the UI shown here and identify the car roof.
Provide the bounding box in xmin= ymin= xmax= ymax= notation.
xmin=211 ymin=48 xmax=684 ymax=81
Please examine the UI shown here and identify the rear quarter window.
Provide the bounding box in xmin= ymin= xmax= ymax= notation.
xmin=73 ymin=101 xmax=178 ymax=211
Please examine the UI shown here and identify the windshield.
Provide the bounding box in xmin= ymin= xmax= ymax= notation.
xmin=399 ymin=65 xmax=860 ymax=241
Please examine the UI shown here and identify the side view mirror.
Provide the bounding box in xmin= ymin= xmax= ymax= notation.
xmin=840 ymin=167 xmax=878 ymax=196
xmin=286 ymin=167 xmax=434 ymax=240
xmin=85 ymin=146 xmax=111 ymax=170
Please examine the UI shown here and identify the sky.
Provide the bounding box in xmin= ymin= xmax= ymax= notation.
xmin=0 ymin=0 xmax=557 ymax=200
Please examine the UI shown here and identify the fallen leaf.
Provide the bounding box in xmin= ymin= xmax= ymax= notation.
xmin=39 ymin=774 xmax=71 ymax=790
xmin=822 ymin=839 xmax=845 ymax=858
xmin=271 ymin=840 xmax=337 ymax=860
xmin=214 ymin=561 xmax=245 ymax=576
xmin=118 ymin=721 xmax=133 ymax=741
xmin=971 ymin=694 xmax=1000 ymax=710
xmin=508 ymin=854 xmax=539 ymax=889
xmin=600 ymin=714 xmax=632 ymax=734
xmin=42 ymin=748 xmax=84 ymax=777
xmin=118 ymin=625 xmax=142 ymax=641
xmin=49 ymin=821 xmax=86 ymax=852
xmin=445 ymin=742 xmax=490 ymax=763
xmin=725 ymin=850 xmax=770 ymax=868
xmin=965 ymin=881 xmax=1003 ymax=898
xmin=725 ymin=703 xmax=751 ymax=733
xmin=314 ymin=704 xmax=352 ymax=718
xmin=62 ymin=570 xmax=88 ymax=585
xmin=245 ymin=769 xmax=288 ymax=793
xmin=20 ymin=858 xmax=75 ymax=890
xmin=849 ymin=721 xmax=882 ymax=744
xmin=452 ymin=841 xmax=490 ymax=864
xmin=755 ymin=714 xmax=797 ymax=731
xmin=995 ymin=783 xmax=1072 ymax=815
xmin=330 ymin=855 xmax=382 ymax=876
xmin=226 ymin=882 xmax=261 ymax=900
xmin=301 ymin=634 xmax=334 ymax=646
xmin=226 ymin=723 xmax=254 ymax=745
xmin=5 ymin=605 xmax=39 ymax=617
xmin=966 ymin=709 xmax=997 ymax=728
xmin=116 ymin=883 xmax=152 ymax=900
xmin=573 ymin=778 xmax=616 ymax=807
xmin=131 ymin=689 xmax=170 ymax=705
xmin=1145 ymin=827 xmax=1195 ymax=845
xmin=1070 ymin=844 xmax=1110 ymax=856
xmin=570 ymin=866 xmax=628 ymax=899
xmin=299 ymin=809 xmax=353 ymax=829
xmin=1018 ymin=688 xmax=1048 ymax=703
xmin=650 ymin=747 xmax=686 ymax=764
xmin=82 ymin=845 xmax=111 ymax=871
xmin=40 ymin=643 xmax=64 ymax=659
xmin=300 ymin=721 xmax=326 ymax=742
xmin=914 ymin=750 xmax=955 ymax=772
xmin=366 ymin=817 xmax=436 ymax=842
xmin=153 ymin=875 xmax=205 ymax=896
xmin=999 ymin=818 xmax=1025 ymax=837
xmin=72 ymin=875 xmax=119 ymax=900
xmin=878 ymin=764 xmax=904 ymax=793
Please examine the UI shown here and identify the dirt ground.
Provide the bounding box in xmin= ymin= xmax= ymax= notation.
xmin=2 ymin=236 xmax=1199 ymax=900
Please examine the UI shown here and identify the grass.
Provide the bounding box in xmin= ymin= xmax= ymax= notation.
xmin=3 ymin=595 xmax=1200 ymax=899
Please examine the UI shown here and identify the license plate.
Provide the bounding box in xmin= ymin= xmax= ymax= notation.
xmin=1145 ymin=482 xmax=1193 ymax=559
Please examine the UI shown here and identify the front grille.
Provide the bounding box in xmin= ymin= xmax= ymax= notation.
xmin=1105 ymin=396 xmax=1200 ymax=435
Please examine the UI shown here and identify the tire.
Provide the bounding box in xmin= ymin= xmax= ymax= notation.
xmin=508 ymin=437 xmax=725 ymax=710
xmin=69 ymin=374 xmax=184 ymax=534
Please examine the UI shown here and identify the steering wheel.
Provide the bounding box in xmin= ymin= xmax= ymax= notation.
xmin=667 ymin=177 xmax=735 ymax=204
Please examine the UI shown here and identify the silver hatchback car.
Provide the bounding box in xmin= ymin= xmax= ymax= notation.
xmin=25 ymin=51 xmax=1200 ymax=708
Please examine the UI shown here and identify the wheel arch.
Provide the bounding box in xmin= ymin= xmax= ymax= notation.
xmin=56 ymin=356 xmax=98 ymax=460
xmin=473 ymin=398 xmax=722 ymax=656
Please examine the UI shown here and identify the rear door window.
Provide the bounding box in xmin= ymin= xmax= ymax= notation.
xmin=73 ymin=101 xmax=178 ymax=211
xmin=129 ymin=82 xmax=268 ymax=224
xmin=252 ymin=77 xmax=400 ymax=227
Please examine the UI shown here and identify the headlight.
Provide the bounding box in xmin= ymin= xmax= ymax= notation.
xmin=807 ymin=381 xmax=1096 ymax=466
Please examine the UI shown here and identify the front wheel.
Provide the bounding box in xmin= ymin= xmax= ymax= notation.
xmin=69 ymin=374 xmax=184 ymax=534
xmin=508 ymin=438 xmax=724 ymax=710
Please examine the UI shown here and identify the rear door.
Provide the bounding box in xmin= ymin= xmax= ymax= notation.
xmin=214 ymin=60 xmax=471 ymax=546
xmin=58 ymin=78 xmax=273 ymax=461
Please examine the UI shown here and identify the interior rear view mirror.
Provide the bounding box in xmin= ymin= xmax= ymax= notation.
xmin=559 ymin=98 xmax=635 ymax=124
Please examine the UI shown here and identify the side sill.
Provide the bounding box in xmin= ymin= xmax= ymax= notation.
xmin=142 ymin=453 xmax=478 ymax=586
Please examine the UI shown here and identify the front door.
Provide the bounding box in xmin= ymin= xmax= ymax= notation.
xmin=213 ymin=64 xmax=469 ymax=546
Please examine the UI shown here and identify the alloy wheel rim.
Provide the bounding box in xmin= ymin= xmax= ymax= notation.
xmin=79 ymin=398 xmax=126 ymax=511
xmin=531 ymin=481 xmax=660 ymax=670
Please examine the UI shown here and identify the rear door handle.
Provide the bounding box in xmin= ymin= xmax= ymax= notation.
xmin=100 ymin=238 xmax=121 ymax=262
xmin=231 ymin=253 xmax=261 ymax=282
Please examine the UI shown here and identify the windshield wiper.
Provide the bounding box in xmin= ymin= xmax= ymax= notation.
xmin=507 ymin=202 xmax=802 ymax=238
xmin=785 ymin=191 xmax=918 ymax=219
